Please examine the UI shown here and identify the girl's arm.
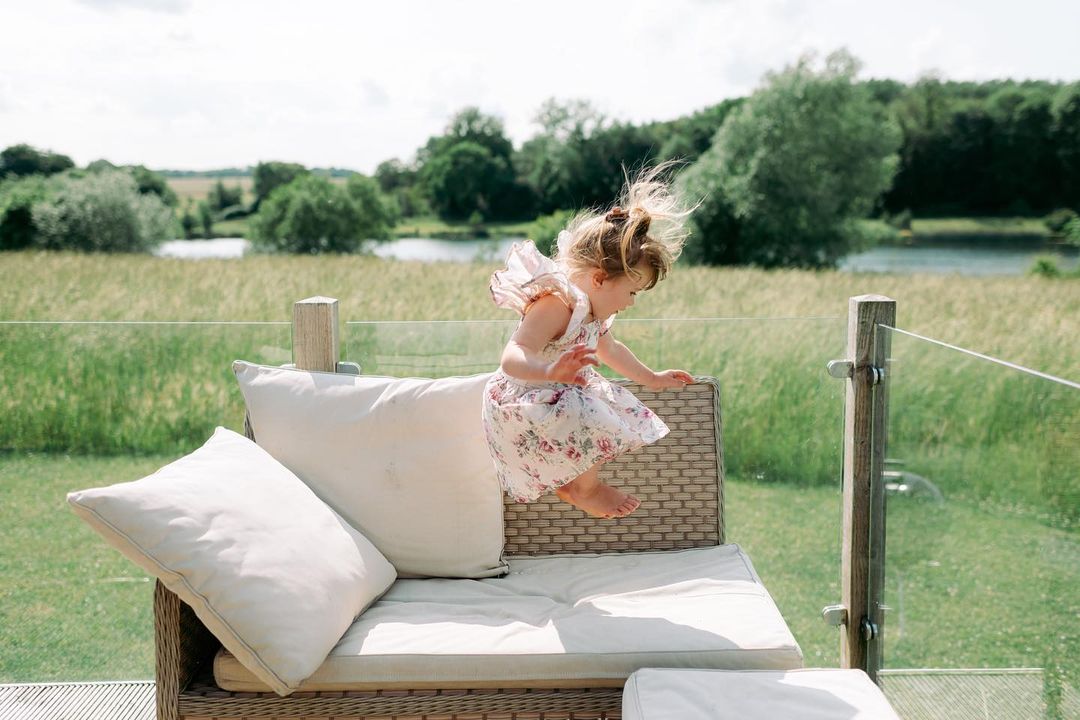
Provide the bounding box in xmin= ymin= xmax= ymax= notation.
xmin=597 ymin=331 xmax=693 ymax=390
xmin=501 ymin=295 xmax=598 ymax=385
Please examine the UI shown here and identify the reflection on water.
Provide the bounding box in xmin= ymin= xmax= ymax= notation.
xmin=363 ymin=237 xmax=518 ymax=263
xmin=839 ymin=242 xmax=1079 ymax=276
xmin=156 ymin=237 xmax=1079 ymax=276
xmin=155 ymin=237 xmax=519 ymax=263
xmin=155 ymin=238 xmax=250 ymax=259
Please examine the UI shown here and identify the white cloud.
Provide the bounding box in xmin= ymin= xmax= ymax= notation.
xmin=75 ymin=0 xmax=190 ymax=14
xmin=1 ymin=0 xmax=1078 ymax=172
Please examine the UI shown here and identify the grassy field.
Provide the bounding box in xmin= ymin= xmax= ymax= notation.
xmin=0 ymin=251 xmax=1076 ymax=685
xmin=1 ymin=251 xmax=1076 ymax=521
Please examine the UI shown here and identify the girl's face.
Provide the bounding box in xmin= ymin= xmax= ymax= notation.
xmin=584 ymin=261 xmax=656 ymax=321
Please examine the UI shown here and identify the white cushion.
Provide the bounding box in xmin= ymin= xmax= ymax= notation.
xmin=232 ymin=361 xmax=507 ymax=579
xmin=214 ymin=544 xmax=803 ymax=691
xmin=622 ymin=668 xmax=900 ymax=720
xmin=66 ymin=426 xmax=397 ymax=697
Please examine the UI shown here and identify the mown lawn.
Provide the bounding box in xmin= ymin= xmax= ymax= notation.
xmin=2 ymin=453 xmax=1074 ymax=686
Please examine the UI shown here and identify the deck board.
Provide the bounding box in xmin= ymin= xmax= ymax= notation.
xmin=0 ymin=681 xmax=154 ymax=720
xmin=879 ymin=668 xmax=1080 ymax=720
xmin=2 ymin=670 xmax=1077 ymax=719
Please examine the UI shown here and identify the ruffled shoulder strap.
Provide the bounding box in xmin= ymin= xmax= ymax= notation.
xmin=490 ymin=240 xmax=590 ymax=334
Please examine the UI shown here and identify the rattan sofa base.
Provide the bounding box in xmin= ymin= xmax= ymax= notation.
xmin=154 ymin=379 xmax=725 ymax=720
xmin=179 ymin=676 xmax=623 ymax=719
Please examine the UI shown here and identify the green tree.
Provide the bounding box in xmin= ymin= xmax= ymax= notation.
xmin=197 ymin=201 xmax=213 ymax=238
xmin=422 ymin=141 xmax=511 ymax=221
xmin=374 ymin=158 xmax=413 ymax=193
xmin=249 ymin=175 xmax=371 ymax=253
xmin=0 ymin=143 xmax=75 ymax=178
xmin=417 ymin=108 xmax=528 ymax=220
xmin=345 ymin=174 xmax=397 ymax=240
xmin=180 ymin=201 xmax=197 ymax=239
xmin=31 ymin=169 xmax=174 ymax=252
xmin=1052 ymin=82 xmax=1080 ymax=207
xmin=517 ymin=98 xmax=666 ymax=214
xmin=207 ymin=179 xmax=244 ymax=212
xmin=128 ymin=165 xmax=179 ymax=206
xmin=654 ymin=99 xmax=744 ymax=165
xmin=0 ymin=175 xmax=49 ymax=250
xmin=985 ymin=89 xmax=1057 ymax=212
xmin=678 ymin=50 xmax=901 ymax=267
xmin=252 ymin=161 xmax=308 ymax=209
xmin=375 ymin=158 xmax=425 ymax=217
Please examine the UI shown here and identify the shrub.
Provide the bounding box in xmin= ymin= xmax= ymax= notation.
xmin=885 ymin=208 xmax=913 ymax=231
xmin=1028 ymin=255 xmax=1061 ymax=277
xmin=0 ymin=175 xmax=49 ymax=250
xmin=1 ymin=143 xmax=74 ymax=178
xmin=1044 ymin=208 xmax=1077 ymax=235
xmin=344 ymin=174 xmax=397 ymax=241
xmin=249 ymin=175 xmax=369 ymax=254
xmin=528 ymin=209 xmax=576 ymax=256
xmin=1063 ymin=217 xmax=1080 ymax=247
xmin=31 ymin=169 xmax=174 ymax=252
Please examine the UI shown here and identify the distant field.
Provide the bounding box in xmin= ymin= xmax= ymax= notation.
xmin=167 ymin=175 xmax=254 ymax=206
xmin=911 ymin=216 xmax=1049 ymax=238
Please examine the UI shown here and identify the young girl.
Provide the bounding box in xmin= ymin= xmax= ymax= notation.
xmin=482 ymin=166 xmax=694 ymax=519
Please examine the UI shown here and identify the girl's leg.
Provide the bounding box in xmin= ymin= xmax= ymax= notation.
xmin=554 ymin=462 xmax=641 ymax=518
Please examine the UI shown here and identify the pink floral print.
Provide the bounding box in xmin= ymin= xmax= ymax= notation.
xmin=481 ymin=241 xmax=669 ymax=503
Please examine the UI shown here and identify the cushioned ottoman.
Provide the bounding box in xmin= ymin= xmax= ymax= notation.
xmin=623 ymin=668 xmax=900 ymax=720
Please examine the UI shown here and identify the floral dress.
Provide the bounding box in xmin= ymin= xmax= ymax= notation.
xmin=482 ymin=239 xmax=669 ymax=503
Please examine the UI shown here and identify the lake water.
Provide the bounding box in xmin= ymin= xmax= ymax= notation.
xmin=156 ymin=237 xmax=1080 ymax=276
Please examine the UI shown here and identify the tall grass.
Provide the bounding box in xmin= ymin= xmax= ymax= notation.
xmin=1 ymin=250 xmax=1076 ymax=525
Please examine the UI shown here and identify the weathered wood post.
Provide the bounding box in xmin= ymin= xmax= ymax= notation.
xmin=292 ymin=296 xmax=340 ymax=372
xmin=837 ymin=294 xmax=895 ymax=681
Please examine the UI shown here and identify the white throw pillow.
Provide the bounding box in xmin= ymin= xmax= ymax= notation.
xmin=66 ymin=426 xmax=397 ymax=697
xmin=232 ymin=361 xmax=508 ymax=579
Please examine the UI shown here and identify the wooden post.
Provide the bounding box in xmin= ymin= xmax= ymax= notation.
xmin=840 ymin=294 xmax=895 ymax=679
xmin=292 ymin=296 xmax=339 ymax=372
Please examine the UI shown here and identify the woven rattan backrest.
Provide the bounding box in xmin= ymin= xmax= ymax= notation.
xmin=502 ymin=378 xmax=725 ymax=556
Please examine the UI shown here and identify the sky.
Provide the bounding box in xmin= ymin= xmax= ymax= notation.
xmin=2 ymin=0 xmax=1078 ymax=174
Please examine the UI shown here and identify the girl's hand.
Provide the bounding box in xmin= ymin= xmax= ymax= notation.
xmin=546 ymin=344 xmax=599 ymax=386
xmin=646 ymin=369 xmax=694 ymax=390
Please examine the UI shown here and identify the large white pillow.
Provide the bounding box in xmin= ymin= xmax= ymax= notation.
xmin=232 ymin=361 xmax=508 ymax=579
xmin=66 ymin=426 xmax=397 ymax=697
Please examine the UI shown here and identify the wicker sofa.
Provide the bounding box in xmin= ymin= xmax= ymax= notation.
xmin=153 ymin=374 xmax=802 ymax=720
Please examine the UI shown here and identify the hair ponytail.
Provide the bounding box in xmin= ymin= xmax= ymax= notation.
xmin=558 ymin=160 xmax=695 ymax=287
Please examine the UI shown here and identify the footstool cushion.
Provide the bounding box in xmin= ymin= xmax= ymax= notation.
xmin=623 ymin=668 xmax=900 ymax=720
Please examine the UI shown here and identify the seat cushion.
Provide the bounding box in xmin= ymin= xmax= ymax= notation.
xmin=214 ymin=544 xmax=803 ymax=691
xmin=233 ymin=361 xmax=507 ymax=579
xmin=67 ymin=426 xmax=397 ymax=698
xmin=622 ymin=668 xmax=900 ymax=720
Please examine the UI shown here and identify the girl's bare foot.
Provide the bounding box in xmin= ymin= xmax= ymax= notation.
xmin=555 ymin=479 xmax=641 ymax=519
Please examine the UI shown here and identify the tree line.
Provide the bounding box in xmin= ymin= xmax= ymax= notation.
xmin=2 ymin=50 xmax=1079 ymax=266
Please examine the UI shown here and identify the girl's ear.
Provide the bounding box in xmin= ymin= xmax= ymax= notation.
xmin=590 ymin=269 xmax=607 ymax=288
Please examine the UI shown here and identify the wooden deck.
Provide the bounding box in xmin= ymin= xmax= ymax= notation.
xmin=2 ymin=670 xmax=1076 ymax=719
xmin=879 ymin=668 xmax=1080 ymax=720
xmin=0 ymin=681 xmax=154 ymax=720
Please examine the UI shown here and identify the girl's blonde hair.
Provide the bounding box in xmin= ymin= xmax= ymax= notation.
xmin=557 ymin=161 xmax=694 ymax=288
